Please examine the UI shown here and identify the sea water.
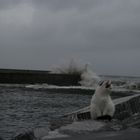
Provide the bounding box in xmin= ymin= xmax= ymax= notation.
xmin=0 ymin=85 xmax=91 ymax=139
xmin=0 ymin=75 xmax=140 ymax=139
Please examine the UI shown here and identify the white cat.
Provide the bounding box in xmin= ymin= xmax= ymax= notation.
xmin=90 ymin=80 xmax=115 ymax=120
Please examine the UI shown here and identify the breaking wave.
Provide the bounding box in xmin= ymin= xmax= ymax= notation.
xmin=50 ymin=59 xmax=85 ymax=75
xmin=50 ymin=59 xmax=100 ymax=88
xmin=50 ymin=59 xmax=140 ymax=90
xmin=79 ymin=63 xmax=100 ymax=88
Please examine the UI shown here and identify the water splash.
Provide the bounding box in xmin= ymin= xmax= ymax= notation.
xmin=50 ymin=59 xmax=85 ymax=75
xmin=79 ymin=63 xmax=100 ymax=88
xmin=50 ymin=59 xmax=100 ymax=88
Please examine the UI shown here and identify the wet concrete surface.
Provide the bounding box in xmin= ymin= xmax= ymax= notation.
xmin=51 ymin=128 xmax=140 ymax=140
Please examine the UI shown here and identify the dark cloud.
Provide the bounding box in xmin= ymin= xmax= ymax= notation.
xmin=0 ymin=0 xmax=140 ymax=76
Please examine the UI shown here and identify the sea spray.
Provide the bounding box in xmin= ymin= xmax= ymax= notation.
xmin=50 ymin=59 xmax=85 ymax=75
xmin=50 ymin=59 xmax=100 ymax=88
xmin=79 ymin=63 xmax=100 ymax=88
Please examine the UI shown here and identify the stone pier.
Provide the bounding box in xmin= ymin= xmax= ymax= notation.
xmin=64 ymin=94 xmax=140 ymax=121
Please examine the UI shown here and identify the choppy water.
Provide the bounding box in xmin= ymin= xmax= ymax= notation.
xmin=0 ymin=86 xmax=91 ymax=140
xmin=0 ymin=75 xmax=140 ymax=139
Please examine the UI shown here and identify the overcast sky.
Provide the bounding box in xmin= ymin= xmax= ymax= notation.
xmin=0 ymin=0 xmax=140 ymax=76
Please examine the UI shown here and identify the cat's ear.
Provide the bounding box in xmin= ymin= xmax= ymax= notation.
xmin=98 ymin=81 xmax=104 ymax=86
xmin=105 ymin=80 xmax=112 ymax=88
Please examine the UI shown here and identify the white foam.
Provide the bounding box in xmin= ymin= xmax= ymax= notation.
xmin=50 ymin=59 xmax=85 ymax=74
xmin=50 ymin=59 xmax=100 ymax=88
xmin=79 ymin=64 xmax=100 ymax=88
xmin=25 ymin=84 xmax=140 ymax=95
xmin=25 ymin=84 xmax=95 ymax=90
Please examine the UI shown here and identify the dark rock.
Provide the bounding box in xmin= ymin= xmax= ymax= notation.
xmin=11 ymin=131 xmax=35 ymax=140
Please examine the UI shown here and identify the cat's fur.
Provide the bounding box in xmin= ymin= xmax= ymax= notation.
xmin=90 ymin=80 xmax=115 ymax=120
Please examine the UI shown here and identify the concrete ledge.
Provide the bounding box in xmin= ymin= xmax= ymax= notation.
xmin=64 ymin=94 xmax=140 ymax=121
xmin=49 ymin=94 xmax=140 ymax=131
xmin=40 ymin=94 xmax=140 ymax=139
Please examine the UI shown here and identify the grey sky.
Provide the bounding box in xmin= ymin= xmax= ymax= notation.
xmin=0 ymin=0 xmax=140 ymax=76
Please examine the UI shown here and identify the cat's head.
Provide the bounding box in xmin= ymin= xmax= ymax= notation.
xmin=95 ymin=80 xmax=112 ymax=95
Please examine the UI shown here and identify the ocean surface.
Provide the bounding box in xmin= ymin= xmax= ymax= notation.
xmin=0 ymin=75 xmax=140 ymax=139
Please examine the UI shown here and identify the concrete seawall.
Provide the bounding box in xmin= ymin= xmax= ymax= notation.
xmin=0 ymin=69 xmax=81 ymax=86
xmin=64 ymin=94 xmax=140 ymax=121
xmin=49 ymin=93 xmax=140 ymax=131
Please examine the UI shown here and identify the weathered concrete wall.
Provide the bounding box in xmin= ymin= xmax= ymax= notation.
xmin=0 ymin=69 xmax=81 ymax=86
xmin=64 ymin=94 xmax=140 ymax=121
xmin=46 ymin=94 xmax=138 ymax=131
xmin=114 ymin=94 xmax=140 ymax=120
